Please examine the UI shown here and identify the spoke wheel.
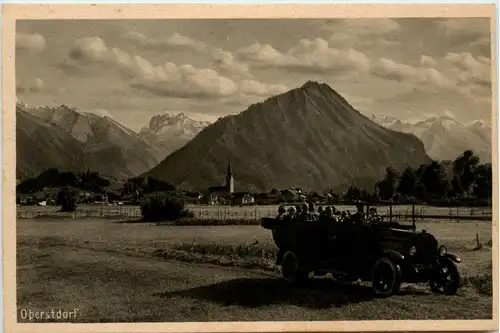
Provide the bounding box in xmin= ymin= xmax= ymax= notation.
xmin=281 ymin=251 xmax=309 ymax=285
xmin=430 ymin=259 xmax=460 ymax=295
xmin=372 ymin=257 xmax=401 ymax=297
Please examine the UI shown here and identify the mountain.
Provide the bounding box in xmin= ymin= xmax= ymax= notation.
xmin=139 ymin=112 xmax=212 ymax=160
xmin=16 ymin=105 xmax=87 ymax=180
xmin=371 ymin=114 xmax=492 ymax=162
xmin=144 ymin=81 xmax=432 ymax=192
xmin=28 ymin=105 xmax=94 ymax=142
xmin=17 ymin=103 xmax=160 ymax=181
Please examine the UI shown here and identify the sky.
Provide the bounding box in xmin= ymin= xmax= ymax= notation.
xmin=16 ymin=18 xmax=493 ymax=131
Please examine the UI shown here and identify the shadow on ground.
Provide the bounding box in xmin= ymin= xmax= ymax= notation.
xmin=155 ymin=278 xmax=427 ymax=309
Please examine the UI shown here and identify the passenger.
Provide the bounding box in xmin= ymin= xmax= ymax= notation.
xmin=286 ymin=206 xmax=297 ymax=220
xmin=295 ymin=204 xmax=303 ymax=215
xmin=301 ymin=203 xmax=309 ymax=218
xmin=307 ymin=202 xmax=319 ymax=221
xmin=277 ymin=205 xmax=286 ymax=219
xmin=340 ymin=211 xmax=347 ymax=222
xmin=324 ymin=206 xmax=334 ymax=220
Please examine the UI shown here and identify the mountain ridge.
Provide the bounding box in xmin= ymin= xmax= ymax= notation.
xmin=16 ymin=103 xmax=160 ymax=181
xmin=371 ymin=113 xmax=492 ymax=162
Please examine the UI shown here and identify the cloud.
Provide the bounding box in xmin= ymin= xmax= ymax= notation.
xmin=16 ymin=33 xmax=46 ymax=52
xmin=420 ymin=55 xmax=438 ymax=68
xmin=69 ymin=36 xmax=109 ymax=63
xmin=371 ymin=51 xmax=491 ymax=96
xmin=238 ymin=80 xmax=288 ymax=97
xmin=209 ymin=47 xmax=251 ymax=78
xmin=131 ymin=64 xmax=239 ymax=99
xmin=122 ymin=31 xmax=250 ymax=78
xmin=435 ymin=18 xmax=490 ymax=49
xmin=16 ymin=77 xmax=44 ymax=94
xmin=62 ymin=36 xmax=281 ymax=101
xmin=321 ymin=18 xmax=401 ymax=36
xmin=236 ymin=38 xmax=370 ymax=74
xmin=122 ymin=31 xmax=208 ymax=53
xmin=444 ymin=109 xmax=455 ymax=119
xmin=443 ymin=52 xmax=491 ymax=88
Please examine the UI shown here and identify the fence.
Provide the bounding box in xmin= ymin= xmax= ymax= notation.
xmin=16 ymin=204 xmax=492 ymax=221
xmin=16 ymin=206 xmax=142 ymax=219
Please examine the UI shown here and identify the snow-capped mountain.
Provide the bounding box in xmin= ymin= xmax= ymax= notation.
xmin=372 ymin=113 xmax=492 ymax=162
xmin=16 ymin=102 xmax=159 ymax=180
xmin=139 ymin=112 xmax=213 ymax=160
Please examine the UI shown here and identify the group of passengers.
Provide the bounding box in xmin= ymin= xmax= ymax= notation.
xmin=275 ymin=202 xmax=379 ymax=224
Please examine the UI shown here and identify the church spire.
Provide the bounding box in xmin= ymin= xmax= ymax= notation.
xmin=227 ymin=159 xmax=232 ymax=177
xmin=226 ymin=159 xmax=234 ymax=193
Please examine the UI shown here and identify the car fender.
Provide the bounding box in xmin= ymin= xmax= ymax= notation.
xmin=276 ymin=248 xmax=286 ymax=265
xmin=381 ymin=249 xmax=405 ymax=264
xmin=443 ymin=252 xmax=461 ymax=263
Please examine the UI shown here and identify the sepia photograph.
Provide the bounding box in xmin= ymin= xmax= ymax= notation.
xmin=2 ymin=3 xmax=497 ymax=332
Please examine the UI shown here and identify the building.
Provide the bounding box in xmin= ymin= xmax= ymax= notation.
xmin=231 ymin=192 xmax=255 ymax=205
xmin=208 ymin=160 xmax=235 ymax=204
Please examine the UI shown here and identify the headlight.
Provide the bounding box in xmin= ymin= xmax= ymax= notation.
xmin=439 ymin=245 xmax=447 ymax=256
xmin=409 ymin=245 xmax=417 ymax=256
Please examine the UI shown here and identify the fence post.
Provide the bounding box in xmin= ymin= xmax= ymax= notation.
xmin=412 ymin=204 xmax=416 ymax=230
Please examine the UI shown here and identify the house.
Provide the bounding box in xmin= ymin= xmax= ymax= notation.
xmin=230 ymin=192 xmax=255 ymax=205
xmin=183 ymin=191 xmax=204 ymax=204
xmin=255 ymin=192 xmax=280 ymax=205
xmin=280 ymin=189 xmax=301 ymax=202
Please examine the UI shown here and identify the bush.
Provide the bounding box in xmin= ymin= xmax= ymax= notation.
xmin=140 ymin=193 xmax=194 ymax=222
xmin=56 ymin=187 xmax=79 ymax=212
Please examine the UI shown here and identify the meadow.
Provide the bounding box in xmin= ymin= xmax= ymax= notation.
xmin=18 ymin=217 xmax=493 ymax=278
xmin=16 ymin=216 xmax=494 ymax=321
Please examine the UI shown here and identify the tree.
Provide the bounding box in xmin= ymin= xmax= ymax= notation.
xmin=140 ymin=193 xmax=193 ymax=222
xmin=377 ymin=167 xmax=399 ymax=201
xmin=452 ymin=150 xmax=480 ymax=197
xmin=421 ymin=161 xmax=447 ymax=199
xmin=472 ymin=163 xmax=492 ymax=200
xmin=397 ymin=167 xmax=417 ymax=198
xmin=56 ymin=187 xmax=79 ymax=212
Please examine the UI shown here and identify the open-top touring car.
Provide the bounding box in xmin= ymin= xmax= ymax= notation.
xmin=261 ymin=206 xmax=461 ymax=297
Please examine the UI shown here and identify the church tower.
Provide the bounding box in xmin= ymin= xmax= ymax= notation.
xmin=226 ymin=160 xmax=234 ymax=194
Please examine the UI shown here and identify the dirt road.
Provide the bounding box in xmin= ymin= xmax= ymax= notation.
xmin=17 ymin=238 xmax=492 ymax=322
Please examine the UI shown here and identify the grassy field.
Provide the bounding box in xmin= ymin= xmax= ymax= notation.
xmin=18 ymin=218 xmax=493 ymax=277
xmin=17 ymin=217 xmax=494 ymax=322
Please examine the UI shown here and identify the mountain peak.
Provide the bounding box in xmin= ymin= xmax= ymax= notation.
xmin=144 ymin=82 xmax=431 ymax=192
xmin=301 ymin=80 xmax=324 ymax=88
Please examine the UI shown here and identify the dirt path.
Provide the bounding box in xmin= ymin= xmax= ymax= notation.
xmin=17 ymin=239 xmax=492 ymax=322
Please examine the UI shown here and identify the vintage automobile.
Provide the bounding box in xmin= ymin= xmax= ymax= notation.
xmin=261 ymin=209 xmax=462 ymax=297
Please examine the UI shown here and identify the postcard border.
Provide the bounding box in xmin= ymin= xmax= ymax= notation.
xmin=3 ymin=4 xmax=498 ymax=333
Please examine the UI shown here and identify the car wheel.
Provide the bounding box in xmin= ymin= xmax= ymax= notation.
xmin=429 ymin=259 xmax=460 ymax=295
xmin=371 ymin=257 xmax=402 ymax=297
xmin=281 ymin=251 xmax=309 ymax=284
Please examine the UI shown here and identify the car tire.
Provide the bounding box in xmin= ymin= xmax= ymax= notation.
xmin=281 ymin=251 xmax=309 ymax=285
xmin=371 ymin=257 xmax=402 ymax=297
xmin=429 ymin=259 xmax=460 ymax=295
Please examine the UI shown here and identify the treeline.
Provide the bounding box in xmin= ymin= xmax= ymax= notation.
xmin=16 ymin=168 xmax=112 ymax=194
xmin=343 ymin=150 xmax=492 ymax=206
